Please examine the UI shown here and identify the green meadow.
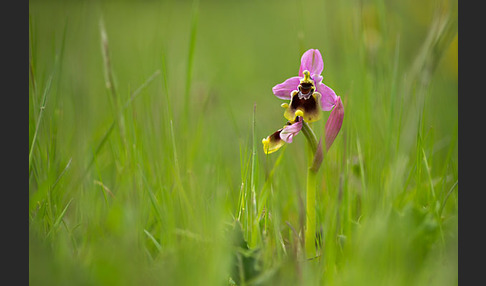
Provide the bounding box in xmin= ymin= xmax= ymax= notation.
xmin=29 ymin=0 xmax=458 ymax=285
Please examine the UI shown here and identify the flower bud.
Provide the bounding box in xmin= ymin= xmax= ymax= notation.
xmin=325 ymin=96 xmax=344 ymax=151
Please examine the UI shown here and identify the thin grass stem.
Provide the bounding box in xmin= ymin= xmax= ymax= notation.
xmin=250 ymin=103 xmax=260 ymax=247
xmin=29 ymin=75 xmax=53 ymax=170
xmin=183 ymin=0 xmax=199 ymax=123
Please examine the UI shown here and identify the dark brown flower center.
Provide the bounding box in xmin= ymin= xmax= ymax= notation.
xmin=298 ymin=82 xmax=315 ymax=99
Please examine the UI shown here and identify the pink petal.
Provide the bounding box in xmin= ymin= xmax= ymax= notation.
xmin=317 ymin=82 xmax=338 ymax=111
xmin=299 ymin=49 xmax=324 ymax=77
xmin=280 ymin=120 xmax=303 ymax=143
xmin=272 ymin=76 xmax=301 ymax=100
xmin=325 ymin=96 xmax=344 ymax=151
xmin=313 ymin=74 xmax=323 ymax=83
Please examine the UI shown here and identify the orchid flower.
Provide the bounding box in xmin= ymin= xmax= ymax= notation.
xmin=263 ymin=48 xmax=343 ymax=154
xmin=272 ymin=49 xmax=338 ymax=122
xmin=261 ymin=48 xmax=345 ymax=258
xmin=262 ymin=114 xmax=303 ymax=154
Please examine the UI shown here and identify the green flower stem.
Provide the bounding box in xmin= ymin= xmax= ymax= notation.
xmin=301 ymin=121 xmax=318 ymax=153
xmin=301 ymin=121 xmax=320 ymax=258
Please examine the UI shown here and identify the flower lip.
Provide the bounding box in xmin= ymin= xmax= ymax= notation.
xmin=262 ymin=128 xmax=285 ymax=154
xmin=294 ymin=111 xmax=304 ymax=118
xmin=284 ymin=90 xmax=322 ymax=123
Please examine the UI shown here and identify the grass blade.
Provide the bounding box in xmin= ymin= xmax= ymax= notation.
xmin=183 ymin=0 xmax=200 ymax=122
xmin=439 ymin=180 xmax=458 ymax=217
xmin=46 ymin=198 xmax=73 ymax=238
xmin=144 ymin=229 xmax=163 ymax=252
xmin=29 ymin=75 xmax=53 ymax=170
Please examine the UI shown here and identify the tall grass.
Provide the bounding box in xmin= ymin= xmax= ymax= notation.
xmin=29 ymin=0 xmax=458 ymax=285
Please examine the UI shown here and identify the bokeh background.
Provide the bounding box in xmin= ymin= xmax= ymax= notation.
xmin=29 ymin=0 xmax=458 ymax=285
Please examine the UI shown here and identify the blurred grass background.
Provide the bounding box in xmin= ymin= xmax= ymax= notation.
xmin=29 ymin=0 xmax=458 ymax=285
